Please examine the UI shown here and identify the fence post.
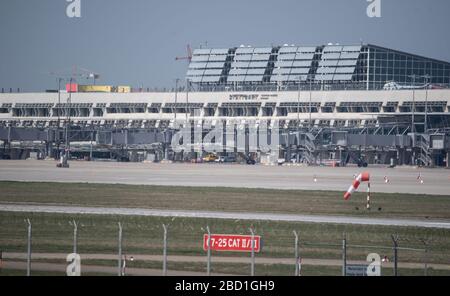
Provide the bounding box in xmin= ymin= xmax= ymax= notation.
xmin=250 ymin=228 xmax=255 ymax=276
xmin=162 ymin=224 xmax=168 ymax=276
xmin=26 ymin=219 xmax=32 ymax=276
xmin=391 ymin=234 xmax=399 ymax=276
xmin=206 ymin=226 xmax=211 ymax=276
xmin=342 ymin=233 xmax=347 ymax=276
xmin=293 ymin=230 xmax=299 ymax=276
xmin=420 ymin=239 xmax=429 ymax=276
xmin=118 ymin=222 xmax=123 ymax=276
xmin=72 ymin=220 xmax=78 ymax=255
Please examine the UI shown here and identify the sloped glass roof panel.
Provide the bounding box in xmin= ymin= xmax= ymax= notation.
xmin=294 ymin=53 xmax=315 ymax=60
xmin=272 ymin=68 xmax=291 ymax=75
xmin=245 ymin=75 xmax=264 ymax=82
xmin=279 ymin=46 xmax=298 ymax=53
xmin=292 ymin=60 xmax=312 ymax=67
xmin=334 ymin=67 xmax=355 ymax=74
xmin=230 ymin=62 xmax=250 ymax=68
xmin=322 ymin=52 xmax=341 ymax=60
xmin=290 ymin=68 xmax=310 ymax=74
xmin=340 ymin=52 xmax=360 ymax=59
xmin=319 ymin=60 xmax=339 ymax=67
xmin=333 ymin=74 xmax=353 ymax=81
xmin=188 ymin=76 xmax=203 ymax=83
xmin=251 ymin=53 xmax=271 ymax=61
xmin=249 ymin=61 xmax=268 ymax=68
xmin=229 ymin=69 xmax=247 ymax=75
xmin=297 ymin=46 xmax=317 ymax=53
xmin=317 ymin=67 xmax=337 ymax=74
xmin=253 ymin=47 xmax=272 ymax=54
xmin=278 ymin=53 xmax=296 ymax=60
xmin=208 ymin=55 xmax=227 ymax=62
xmin=234 ymin=54 xmax=253 ymax=61
xmin=337 ymin=60 xmax=358 ymax=66
xmin=342 ymin=45 xmax=362 ymax=52
xmin=205 ymin=62 xmax=225 ymax=68
xmin=323 ymin=45 xmax=343 ymax=52
xmin=235 ymin=47 xmax=255 ymax=54
xmin=246 ymin=68 xmax=266 ymax=75
xmin=201 ymin=76 xmax=221 ymax=83
xmin=191 ymin=55 xmax=210 ymax=62
xmin=204 ymin=69 xmax=222 ymax=75
xmin=210 ymin=48 xmax=229 ymax=54
xmin=274 ymin=61 xmax=293 ymax=68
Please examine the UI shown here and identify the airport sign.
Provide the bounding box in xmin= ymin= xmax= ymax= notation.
xmin=203 ymin=234 xmax=261 ymax=252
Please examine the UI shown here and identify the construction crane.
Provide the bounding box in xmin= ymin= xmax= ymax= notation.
xmin=175 ymin=44 xmax=193 ymax=62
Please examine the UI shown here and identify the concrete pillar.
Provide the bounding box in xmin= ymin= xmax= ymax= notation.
xmin=397 ymin=148 xmax=403 ymax=166
xmin=164 ymin=146 xmax=168 ymax=160
xmin=286 ymin=145 xmax=291 ymax=163
xmin=446 ymin=151 xmax=449 ymax=168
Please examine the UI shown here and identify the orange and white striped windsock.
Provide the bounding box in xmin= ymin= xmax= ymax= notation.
xmin=344 ymin=172 xmax=370 ymax=200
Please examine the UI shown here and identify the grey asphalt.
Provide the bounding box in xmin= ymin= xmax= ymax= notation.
xmin=0 ymin=160 xmax=449 ymax=195
xmin=1 ymin=204 xmax=449 ymax=229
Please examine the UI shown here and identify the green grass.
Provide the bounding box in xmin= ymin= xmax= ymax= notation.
xmin=0 ymin=211 xmax=449 ymax=267
xmin=0 ymin=269 xmax=65 ymax=276
xmin=1 ymin=181 xmax=449 ymax=276
xmin=0 ymin=181 xmax=450 ymax=219
xmin=6 ymin=258 xmax=449 ymax=276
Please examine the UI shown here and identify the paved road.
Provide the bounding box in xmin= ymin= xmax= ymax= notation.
xmin=4 ymin=252 xmax=449 ymax=271
xmin=1 ymin=204 xmax=449 ymax=229
xmin=0 ymin=160 xmax=449 ymax=195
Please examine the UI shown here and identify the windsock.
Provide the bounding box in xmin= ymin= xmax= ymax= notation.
xmin=344 ymin=172 xmax=370 ymax=200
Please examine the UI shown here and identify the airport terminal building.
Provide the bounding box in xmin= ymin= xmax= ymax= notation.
xmin=1 ymin=43 xmax=450 ymax=166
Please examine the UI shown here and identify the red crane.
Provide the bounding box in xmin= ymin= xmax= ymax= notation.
xmin=175 ymin=44 xmax=193 ymax=62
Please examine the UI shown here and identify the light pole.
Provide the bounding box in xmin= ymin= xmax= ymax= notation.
xmin=297 ymin=75 xmax=301 ymax=130
xmin=185 ymin=78 xmax=190 ymax=125
xmin=423 ymin=75 xmax=431 ymax=133
xmin=174 ymin=78 xmax=180 ymax=124
xmin=65 ymin=77 xmax=73 ymax=160
xmin=308 ymin=75 xmax=312 ymax=131
xmin=56 ymin=78 xmax=62 ymax=159
xmin=408 ymin=75 xmax=417 ymax=133
xmin=296 ymin=76 xmax=302 ymax=163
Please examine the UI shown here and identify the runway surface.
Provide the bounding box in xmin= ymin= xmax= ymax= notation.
xmin=1 ymin=204 xmax=449 ymax=229
xmin=0 ymin=160 xmax=449 ymax=195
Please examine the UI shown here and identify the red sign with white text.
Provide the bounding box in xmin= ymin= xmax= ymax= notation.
xmin=203 ymin=234 xmax=261 ymax=252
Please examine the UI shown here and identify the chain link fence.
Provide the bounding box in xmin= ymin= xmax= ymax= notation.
xmin=0 ymin=212 xmax=448 ymax=276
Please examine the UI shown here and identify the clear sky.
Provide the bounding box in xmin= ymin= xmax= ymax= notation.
xmin=1 ymin=0 xmax=449 ymax=91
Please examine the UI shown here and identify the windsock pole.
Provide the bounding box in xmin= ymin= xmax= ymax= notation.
xmin=366 ymin=182 xmax=371 ymax=210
